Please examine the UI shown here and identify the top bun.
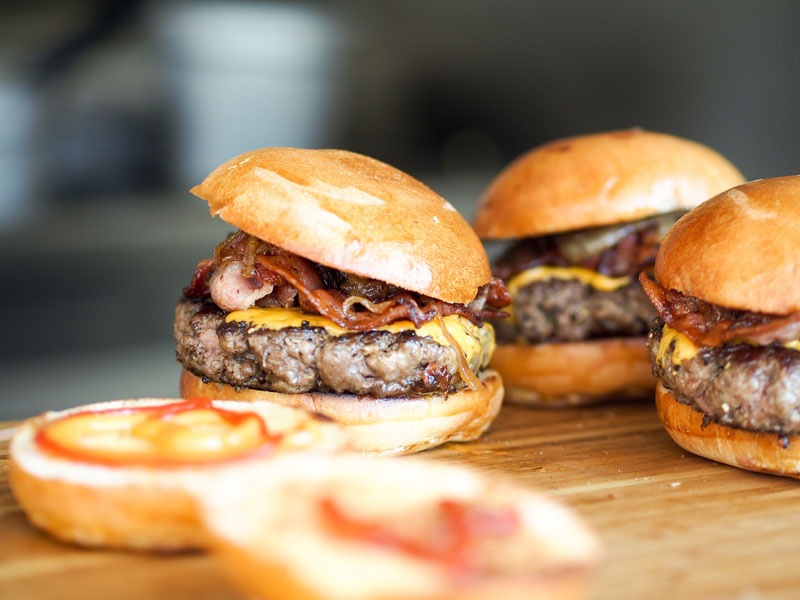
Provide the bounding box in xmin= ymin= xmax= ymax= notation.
xmin=191 ymin=148 xmax=491 ymax=305
xmin=655 ymin=176 xmax=800 ymax=315
xmin=473 ymin=129 xmax=745 ymax=238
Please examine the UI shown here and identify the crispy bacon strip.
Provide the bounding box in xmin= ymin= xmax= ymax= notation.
xmin=184 ymin=231 xmax=510 ymax=330
xmin=639 ymin=273 xmax=800 ymax=346
xmin=258 ymin=253 xmax=488 ymax=329
xmin=182 ymin=258 xmax=214 ymax=298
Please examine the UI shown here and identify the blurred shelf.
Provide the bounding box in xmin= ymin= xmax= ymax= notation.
xmin=0 ymin=342 xmax=181 ymax=420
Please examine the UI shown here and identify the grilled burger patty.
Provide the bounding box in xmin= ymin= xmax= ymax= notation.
xmin=647 ymin=321 xmax=800 ymax=435
xmin=501 ymin=279 xmax=656 ymax=344
xmin=175 ymin=298 xmax=492 ymax=397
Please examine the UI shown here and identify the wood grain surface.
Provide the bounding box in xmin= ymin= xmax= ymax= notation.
xmin=2 ymin=402 xmax=800 ymax=600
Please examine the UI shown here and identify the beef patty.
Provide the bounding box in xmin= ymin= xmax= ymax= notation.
xmin=174 ymin=298 xmax=492 ymax=398
xmin=648 ymin=321 xmax=800 ymax=435
xmin=501 ymin=279 xmax=656 ymax=344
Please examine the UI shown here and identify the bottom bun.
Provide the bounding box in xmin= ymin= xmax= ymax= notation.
xmin=656 ymin=384 xmax=800 ymax=478
xmin=10 ymin=398 xmax=350 ymax=550
xmin=490 ymin=338 xmax=655 ymax=407
xmin=179 ymin=369 xmax=503 ymax=456
xmin=10 ymin=460 xmax=199 ymax=550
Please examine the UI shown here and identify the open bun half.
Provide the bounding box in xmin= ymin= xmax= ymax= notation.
xmin=655 ymin=175 xmax=800 ymax=315
xmin=10 ymin=398 xmax=350 ymax=550
xmin=490 ymin=339 xmax=655 ymax=406
xmin=474 ymin=129 xmax=745 ymax=239
xmin=179 ymin=369 xmax=503 ymax=456
xmin=200 ymin=454 xmax=600 ymax=600
xmin=190 ymin=147 xmax=491 ymax=304
xmin=656 ymin=384 xmax=800 ymax=478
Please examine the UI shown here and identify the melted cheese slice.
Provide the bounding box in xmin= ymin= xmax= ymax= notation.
xmin=226 ymin=307 xmax=495 ymax=369
xmin=656 ymin=324 xmax=800 ymax=366
xmin=656 ymin=325 xmax=699 ymax=365
xmin=506 ymin=266 xmax=630 ymax=297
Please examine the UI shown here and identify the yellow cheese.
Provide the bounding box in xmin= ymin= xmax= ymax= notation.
xmin=656 ymin=325 xmax=699 ymax=365
xmin=656 ymin=324 xmax=800 ymax=365
xmin=226 ymin=307 xmax=495 ymax=370
xmin=506 ymin=266 xmax=630 ymax=296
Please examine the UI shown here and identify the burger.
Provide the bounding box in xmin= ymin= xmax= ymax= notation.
xmin=640 ymin=175 xmax=800 ymax=477
xmin=472 ymin=129 xmax=744 ymax=406
xmin=174 ymin=148 xmax=510 ymax=455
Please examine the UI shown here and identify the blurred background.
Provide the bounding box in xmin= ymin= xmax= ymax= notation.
xmin=1 ymin=0 xmax=798 ymax=418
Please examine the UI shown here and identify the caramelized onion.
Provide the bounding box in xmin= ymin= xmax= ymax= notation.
xmin=342 ymin=296 xmax=395 ymax=315
xmin=435 ymin=313 xmax=482 ymax=392
xmin=241 ymin=236 xmax=260 ymax=278
xmin=557 ymin=213 xmax=682 ymax=264
xmin=496 ymin=213 xmax=684 ymax=280
xmin=557 ymin=222 xmax=637 ymax=264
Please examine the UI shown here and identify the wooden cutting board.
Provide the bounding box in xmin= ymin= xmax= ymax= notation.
xmin=3 ymin=402 xmax=800 ymax=600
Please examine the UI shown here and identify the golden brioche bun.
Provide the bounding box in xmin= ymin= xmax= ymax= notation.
xmin=473 ymin=129 xmax=745 ymax=238
xmin=656 ymin=384 xmax=800 ymax=478
xmin=10 ymin=398 xmax=350 ymax=550
xmin=191 ymin=147 xmax=490 ymax=305
xmin=655 ymin=175 xmax=800 ymax=315
xmin=179 ymin=368 xmax=503 ymax=456
xmin=490 ymin=339 xmax=655 ymax=406
xmin=199 ymin=454 xmax=600 ymax=600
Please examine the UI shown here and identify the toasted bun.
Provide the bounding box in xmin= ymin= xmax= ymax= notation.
xmin=191 ymin=148 xmax=490 ymax=304
xmin=10 ymin=460 xmax=201 ymax=551
xmin=655 ymin=176 xmax=800 ymax=315
xmin=179 ymin=369 xmax=503 ymax=456
xmin=10 ymin=398 xmax=350 ymax=550
xmin=490 ymin=339 xmax=655 ymax=406
xmin=656 ymin=384 xmax=800 ymax=478
xmin=200 ymin=454 xmax=600 ymax=600
xmin=474 ymin=129 xmax=745 ymax=238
